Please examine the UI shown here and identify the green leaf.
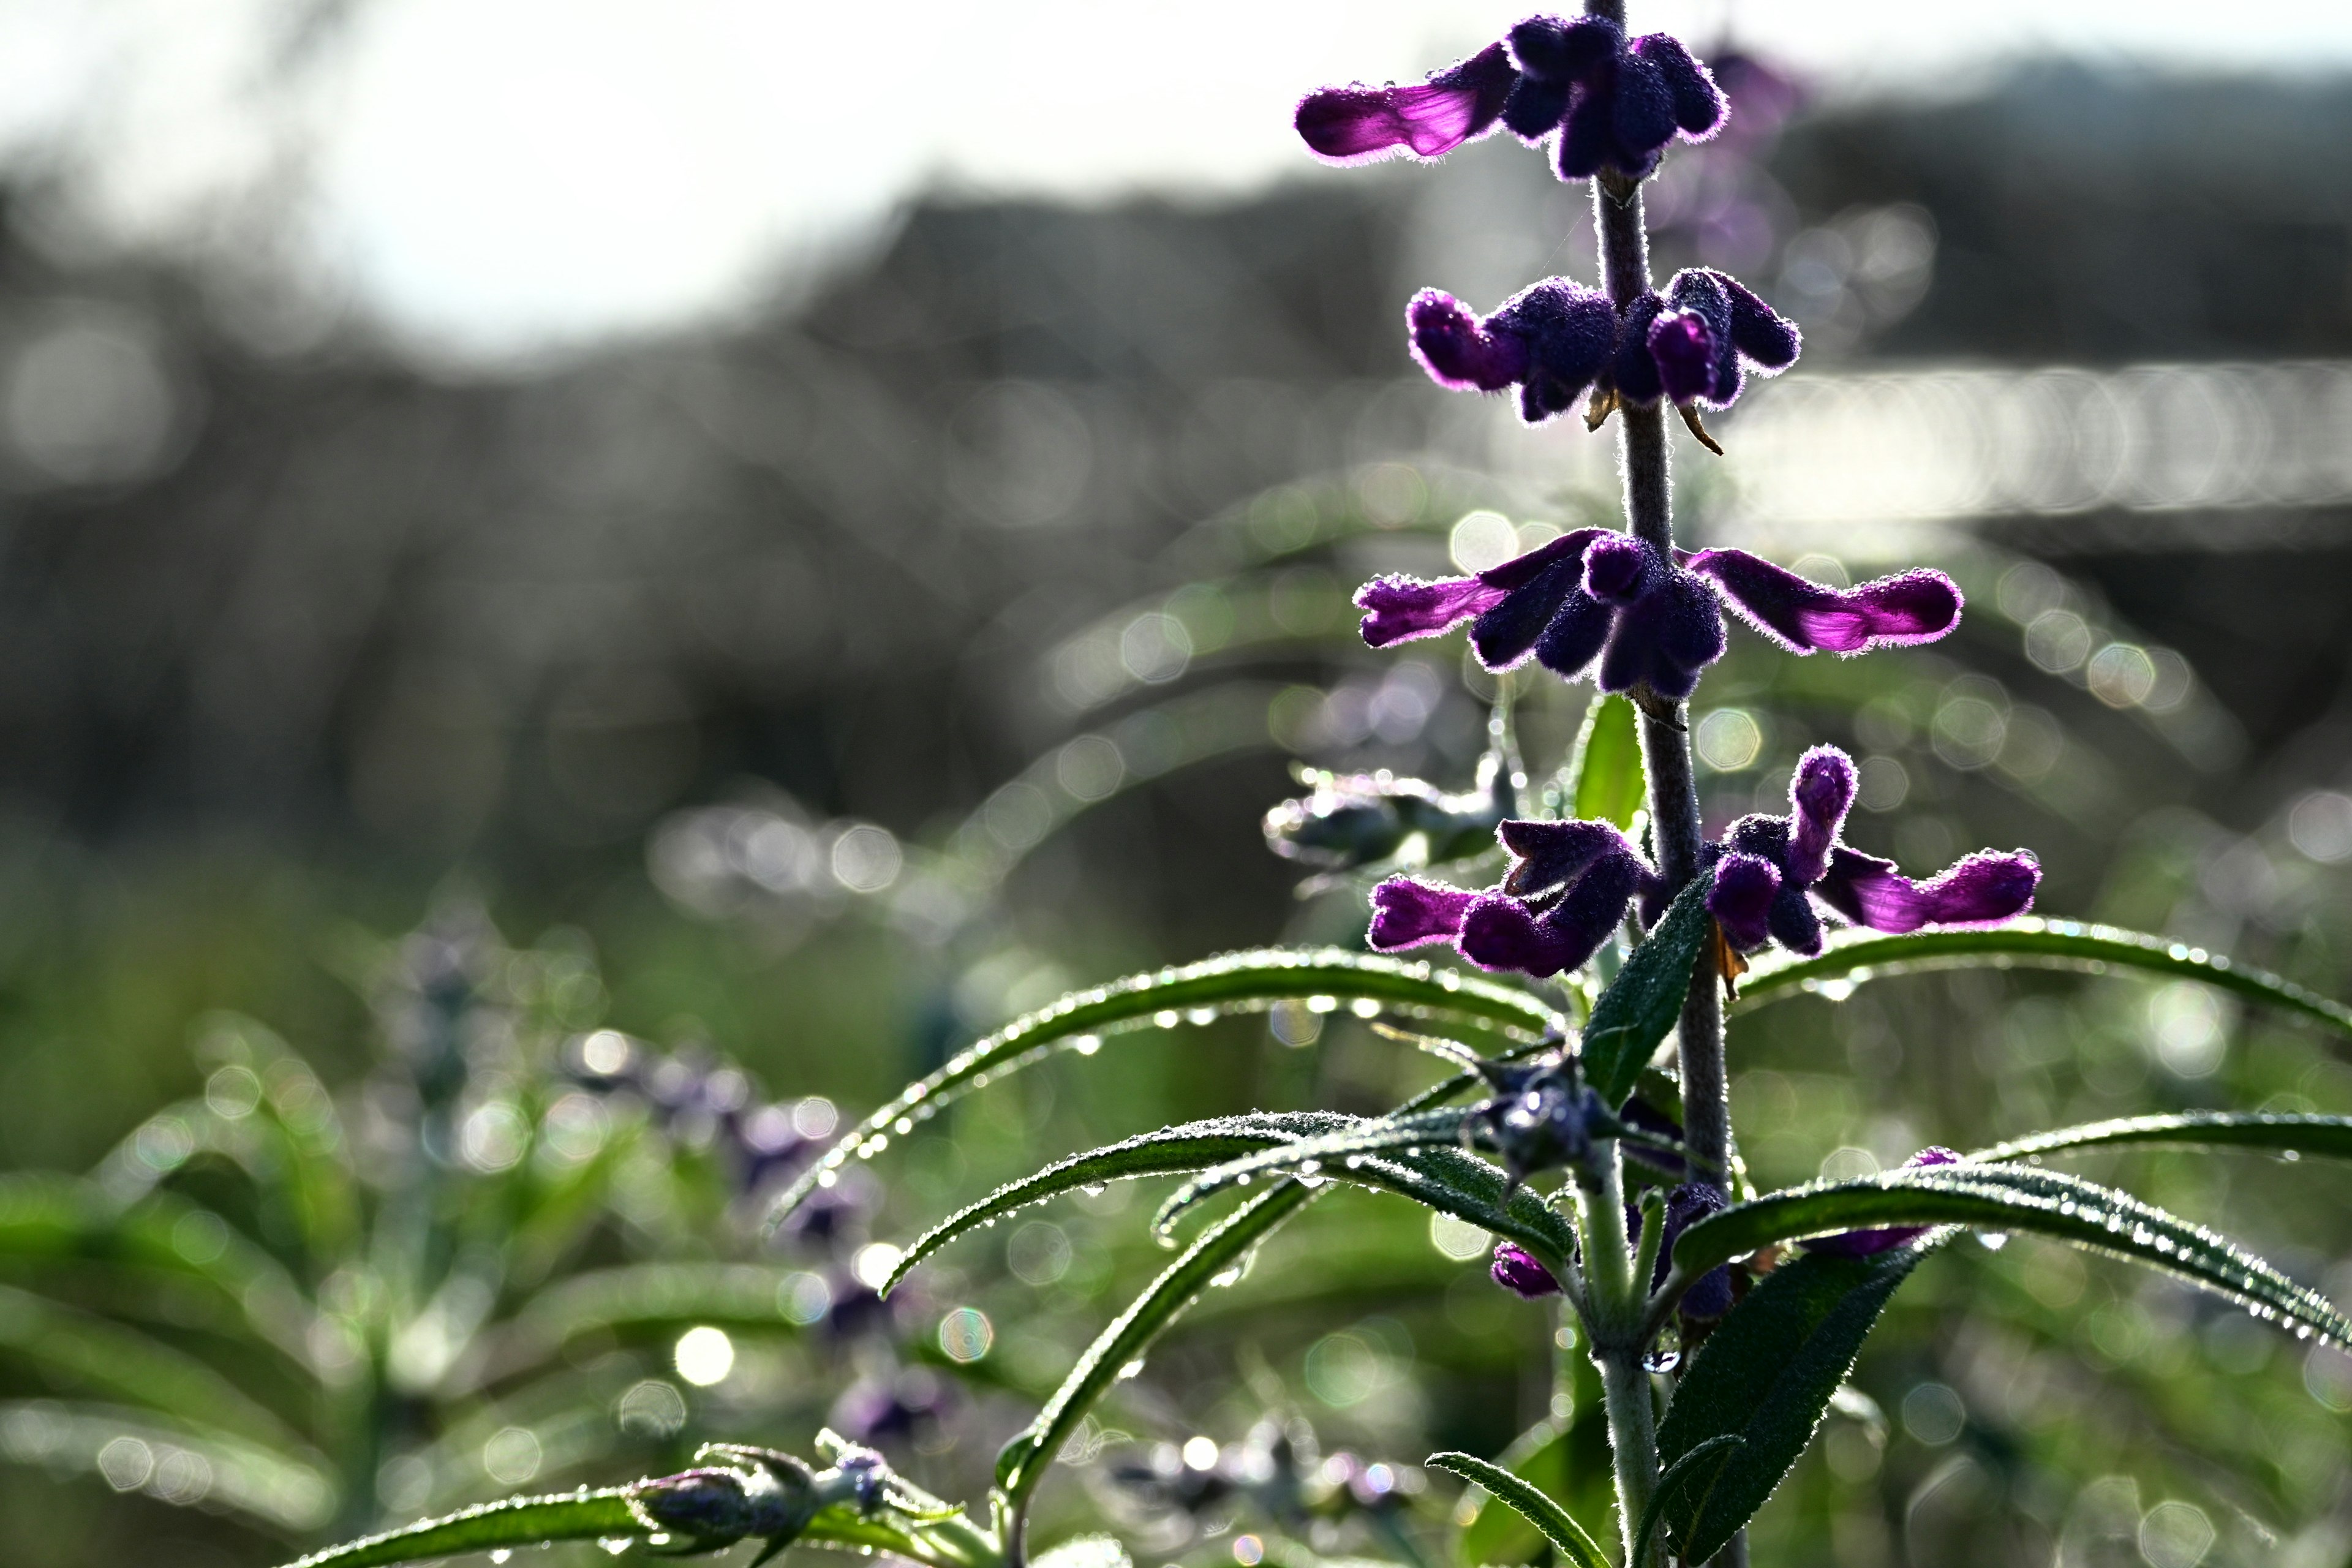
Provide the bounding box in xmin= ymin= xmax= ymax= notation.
xmin=1451 ymin=1420 xmax=1569 ymax=1567
xmin=771 ymin=951 xmax=1558 ymax=1228
xmin=1567 ymin=694 xmax=1644 ymax=831
xmin=1736 ymin=918 xmax=2352 ymax=1038
xmin=1655 ymin=1245 xmax=1932 ymax=1562
xmin=1425 ymin=1452 xmax=1610 ymax=1568
xmin=994 ymin=1181 xmax=1320 ymax=1510
xmin=1630 ymin=1434 xmax=1741 ymax=1568
xmin=887 ymin=1114 xmax=1357 ymax=1293
xmin=1147 ymin=1112 xmax=1472 ymax=1238
xmin=1670 ymin=1162 xmax=2352 ymax=1348
xmin=484 ymin=1262 xmax=811 ymax=1380
xmin=274 ymin=1488 xmax=638 ymax=1567
xmin=1581 ymin=878 xmax=1712 ymax=1109
xmin=1977 ymin=1111 xmax=2352 ymax=1164
xmin=0 ymin=1400 xmax=335 ymax=1532
xmin=0 ymin=1283 xmax=308 ymax=1452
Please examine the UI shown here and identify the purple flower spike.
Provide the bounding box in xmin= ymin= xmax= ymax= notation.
xmin=1491 ymin=1242 xmax=1562 ymax=1298
xmin=1368 ymin=820 xmax=1656 ymax=980
xmin=1296 ymin=42 xmax=1518 ymax=165
xmin=1700 ymin=746 xmax=2041 ymax=957
xmin=1811 ymin=1147 xmax=1962 ymax=1257
xmin=1404 ymin=279 xmax=1618 ymax=423
xmin=1687 ymin=550 xmax=1962 ymax=656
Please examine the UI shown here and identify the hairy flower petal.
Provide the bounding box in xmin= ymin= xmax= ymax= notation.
xmin=1815 ymin=848 xmax=2042 ymax=934
xmin=1295 ymin=43 xmax=1518 ymax=165
xmin=1688 ymin=550 xmax=1963 ymax=655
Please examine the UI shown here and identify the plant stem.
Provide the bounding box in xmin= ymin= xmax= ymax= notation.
xmin=1574 ymin=1150 xmax=1659 ymax=1565
xmin=1591 ymin=169 xmax=1734 ymax=1191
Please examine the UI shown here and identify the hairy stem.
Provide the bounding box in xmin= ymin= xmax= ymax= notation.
xmin=1574 ymin=1148 xmax=1659 ymax=1564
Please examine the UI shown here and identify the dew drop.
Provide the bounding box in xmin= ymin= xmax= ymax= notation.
xmin=1153 ymin=1011 xmax=1181 ymax=1029
xmin=1074 ymin=1036 xmax=1102 ymax=1057
xmin=1643 ymin=1351 xmax=1681 ymax=1373
xmin=492 ymin=1553 xmax=513 ymax=1564
xmin=599 ymin=1539 xmax=632 ymax=1556
xmin=1079 ymin=1184 xmax=1106 ymax=1197
xmin=1186 ymin=1008 xmax=1218 ymax=1027
xmin=1118 ymin=1357 xmax=1146 ymax=1379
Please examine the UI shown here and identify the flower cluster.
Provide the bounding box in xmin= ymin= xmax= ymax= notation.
xmin=1296 ymin=16 xmax=1724 ymax=183
xmin=1359 ymin=530 xmax=1962 ymax=706
xmin=561 ymin=1030 xmax=825 ymax=1197
xmin=1408 ymin=266 xmax=1800 ymax=425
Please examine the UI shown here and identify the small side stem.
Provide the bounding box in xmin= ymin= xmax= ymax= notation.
xmin=1574 ymin=1149 xmax=1659 ymax=1565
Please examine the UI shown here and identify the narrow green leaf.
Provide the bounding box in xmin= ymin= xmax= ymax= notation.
xmin=1581 ymin=878 xmax=1712 ymax=1108
xmin=0 ymin=1283 xmax=307 ymax=1452
xmin=274 ymin=1488 xmax=638 ymax=1567
xmin=888 ymin=1114 xmax=1356 ymax=1293
xmin=0 ymin=1400 xmax=334 ymax=1532
xmin=1425 ymin=1452 xmax=1609 ymax=1568
xmin=1148 ymin=1112 xmax=1472 ymax=1238
xmin=1977 ymin=1111 xmax=2352 ymax=1164
xmin=995 ymin=1181 xmax=1319 ymax=1509
xmin=1452 ymin=1419 xmax=1569 ymax=1567
xmin=485 ymin=1262 xmax=811 ymax=1380
xmin=1671 ymin=1163 xmax=2352 ymax=1348
xmin=771 ymin=951 xmax=1558 ymax=1228
xmin=1630 ymin=1434 xmax=1742 ymax=1568
xmin=1568 ymin=694 xmax=1644 ymax=831
xmin=1736 ymin=918 xmax=2352 ymax=1037
xmin=1656 ymin=1245 xmax=1932 ymax=1562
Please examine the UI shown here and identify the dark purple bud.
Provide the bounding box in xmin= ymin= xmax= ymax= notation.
xmin=1608 ymin=292 xmax=1667 ymax=405
xmin=1500 ymin=74 xmax=1574 ymax=140
xmin=1554 ymin=81 xmax=1615 ymax=179
xmin=1719 ymin=271 xmax=1800 ymax=369
xmin=1646 ymin=310 xmax=1718 ymax=406
xmin=1498 ymin=280 xmax=1619 ymax=420
xmin=1705 ymin=853 xmax=1781 ymax=954
xmin=1354 ymin=574 xmax=1512 ymax=649
xmin=1631 ymin=34 xmax=1727 ymax=136
xmin=1785 ymin=746 xmax=1857 ymax=886
xmin=1491 ymin=1242 xmax=1562 ymax=1298
xmin=1593 ymin=564 xmax=1724 ymax=700
xmin=1662 ymin=1183 xmax=1735 ymax=1318
xmin=1686 ymin=550 xmax=1963 ymax=655
xmin=1407 ymin=288 xmax=1531 ymax=392
xmin=1815 ymin=848 xmax=2041 ymax=935
xmin=1811 ymin=1148 xmax=1962 ymax=1257
xmin=1580 ymin=533 xmax=1651 ymax=603
xmin=1296 ymin=43 xmax=1518 ymax=165
xmin=1608 ymin=50 xmax=1678 ymax=175
xmin=1499 ymin=818 xmax=1635 ymax=898
xmin=627 ymin=1459 xmax=814 ymax=1543
xmin=1507 ymin=15 xmax=1621 ymax=82
xmin=1367 ymin=878 xmax=1479 ymax=951
xmin=830 ymin=1370 xmax=948 ymax=1445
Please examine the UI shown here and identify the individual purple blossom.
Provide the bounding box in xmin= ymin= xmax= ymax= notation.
xmin=1294 ymin=42 xmax=1517 ymax=165
xmin=1408 ymin=279 xmax=1619 ymax=423
xmin=1369 ymin=818 xmax=1656 ymax=978
xmin=1809 ymin=1147 xmax=1962 ymax=1257
xmin=1702 ymin=747 xmax=2041 ymax=957
xmin=1355 ymin=530 xmax=1961 ymax=701
xmin=1295 ymin=18 xmax=1725 ymax=184
xmin=1611 ymin=269 xmax=1803 ymax=410
xmin=1491 ymin=1241 xmax=1562 ymax=1298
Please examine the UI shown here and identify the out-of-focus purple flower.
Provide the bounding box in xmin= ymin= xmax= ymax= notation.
xmin=1298 ymin=18 xmax=1724 ymax=184
xmin=1295 ymin=42 xmax=1518 ymax=164
xmin=1356 ymin=532 xmax=1958 ymax=702
xmin=1407 ymin=279 xmax=1619 ymax=423
xmin=1370 ymin=818 xmax=1656 ymax=978
xmin=1610 ymin=269 xmax=1801 ymax=410
xmin=829 ymin=1368 xmax=948 ymax=1446
xmin=1809 ymin=1147 xmax=1962 ymax=1257
xmin=1490 ymin=1241 xmax=1563 ymax=1298
xmin=1630 ymin=1182 xmax=1733 ymax=1318
xmin=1701 ymin=748 xmax=2040 ymax=957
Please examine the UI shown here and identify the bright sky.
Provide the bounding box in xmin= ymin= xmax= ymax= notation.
xmin=4 ymin=0 xmax=2348 ymax=363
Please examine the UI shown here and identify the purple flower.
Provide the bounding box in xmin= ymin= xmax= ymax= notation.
xmin=1702 ymin=747 xmax=2041 ymax=957
xmin=1370 ymin=819 xmax=1656 ymax=978
xmin=1295 ymin=42 xmax=1518 ymax=165
xmin=1491 ymin=1241 xmax=1563 ymax=1298
xmin=1809 ymin=1147 xmax=1962 ymax=1257
xmin=1408 ymin=280 xmax=1619 ymax=423
xmin=1355 ymin=532 xmax=1961 ymax=701
xmin=829 ymin=1368 xmax=949 ymax=1446
xmin=1630 ymin=1182 xmax=1733 ymax=1318
xmin=1609 ymin=269 xmax=1801 ymax=410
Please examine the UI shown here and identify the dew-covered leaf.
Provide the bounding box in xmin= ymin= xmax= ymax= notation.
xmin=1655 ymin=1244 xmax=1933 ymax=1562
xmin=1147 ymin=1111 xmax=1472 ymax=1238
xmin=1736 ymin=919 xmax=2352 ymax=1037
xmin=1580 ymin=878 xmax=1712 ymax=1107
xmin=1977 ymin=1110 xmax=2352 ymax=1164
xmin=0 ymin=1400 xmax=334 ymax=1533
xmin=1426 ymin=1450 xmax=1609 ymax=1568
xmin=771 ymin=952 xmax=1558 ymax=1228
xmin=1671 ymin=1162 xmax=2352 ymax=1348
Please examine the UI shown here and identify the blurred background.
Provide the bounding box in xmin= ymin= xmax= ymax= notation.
xmin=4 ymin=2 xmax=2352 ymax=1565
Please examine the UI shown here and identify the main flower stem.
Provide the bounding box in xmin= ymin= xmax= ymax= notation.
xmin=1573 ymin=1152 xmax=1658 ymax=1565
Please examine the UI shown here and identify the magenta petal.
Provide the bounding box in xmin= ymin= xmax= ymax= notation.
xmin=1647 ymin=310 xmax=1717 ymax=405
xmin=1815 ymin=848 xmax=2040 ymax=935
xmin=1408 ymin=288 xmax=1531 ymax=392
xmin=1706 ymin=853 xmax=1780 ymax=952
xmin=1490 ymin=1242 xmax=1562 ymax=1298
xmin=1367 ymin=878 xmax=1479 ymax=950
xmin=1786 ymin=745 xmax=1857 ymax=886
xmin=1295 ymin=43 xmax=1517 ymax=165
xmin=1688 ymin=550 xmax=1964 ymax=655
xmin=1355 ymin=574 xmax=1512 ymax=649
xmin=1811 ymin=1147 xmax=1961 ymax=1257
